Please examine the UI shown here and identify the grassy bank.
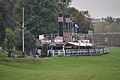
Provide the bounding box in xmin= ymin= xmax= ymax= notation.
xmin=0 ymin=48 xmax=120 ymax=80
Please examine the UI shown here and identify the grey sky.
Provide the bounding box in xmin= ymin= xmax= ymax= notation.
xmin=70 ymin=0 xmax=120 ymax=18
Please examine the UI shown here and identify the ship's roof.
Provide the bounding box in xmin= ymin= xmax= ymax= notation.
xmin=67 ymin=42 xmax=93 ymax=47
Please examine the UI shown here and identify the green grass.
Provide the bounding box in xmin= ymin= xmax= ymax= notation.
xmin=0 ymin=48 xmax=120 ymax=80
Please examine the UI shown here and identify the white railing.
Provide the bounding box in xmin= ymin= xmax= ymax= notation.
xmin=48 ymin=48 xmax=109 ymax=57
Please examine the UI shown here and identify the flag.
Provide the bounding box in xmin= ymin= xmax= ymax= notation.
xmin=75 ymin=24 xmax=79 ymax=28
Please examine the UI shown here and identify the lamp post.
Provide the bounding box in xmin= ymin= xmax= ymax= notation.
xmin=22 ymin=7 xmax=25 ymax=57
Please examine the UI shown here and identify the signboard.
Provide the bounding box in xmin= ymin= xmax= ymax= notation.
xmin=39 ymin=35 xmax=44 ymax=40
xmin=88 ymin=30 xmax=93 ymax=35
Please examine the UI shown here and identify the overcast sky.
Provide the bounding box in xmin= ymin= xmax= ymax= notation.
xmin=70 ymin=0 xmax=120 ymax=18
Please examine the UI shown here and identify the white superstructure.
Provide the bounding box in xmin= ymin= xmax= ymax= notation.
xmin=68 ymin=40 xmax=93 ymax=47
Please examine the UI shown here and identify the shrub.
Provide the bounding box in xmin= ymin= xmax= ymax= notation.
xmin=12 ymin=50 xmax=22 ymax=56
xmin=58 ymin=53 xmax=64 ymax=57
xmin=0 ymin=50 xmax=8 ymax=58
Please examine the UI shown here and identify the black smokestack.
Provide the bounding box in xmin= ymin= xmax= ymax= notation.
xmin=58 ymin=13 xmax=64 ymax=37
xmin=65 ymin=14 xmax=71 ymax=33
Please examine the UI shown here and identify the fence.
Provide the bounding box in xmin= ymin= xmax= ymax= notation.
xmin=48 ymin=47 xmax=109 ymax=57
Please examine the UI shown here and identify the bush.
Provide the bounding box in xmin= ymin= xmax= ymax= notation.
xmin=7 ymin=50 xmax=23 ymax=58
xmin=0 ymin=50 xmax=8 ymax=58
xmin=12 ymin=50 xmax=22 ymax=55
xmin=58 ymin=53 xmax=64 ymax=57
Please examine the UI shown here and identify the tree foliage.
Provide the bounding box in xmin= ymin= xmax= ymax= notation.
xmin=102 ymin=16 xmax=115 ymax=24
xmin=67 ymin=7 xmax=93 ymax=33
xmin=14 ymin=0 xmax=59 ymax=37
xmin=102 ymin=16 xmax=120 ymax=24
xmin=3 ymin=28 xmax=36 ymax=55
xmin=0 ymin=1 xmax=6 ymax=45
xmin=94 ymin=21 xmax=120 ymax=33
xmin=95 ymin=17 xmax=120 ymax=33
xmin=24 ymin=29 xmax=36 ymax=54
xmin=3 ymin=29 xmax=16 ymax=50
xmin=0 ymin=0 xmax=17 ymax=45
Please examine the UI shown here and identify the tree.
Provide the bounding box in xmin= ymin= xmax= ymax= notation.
xmin=0 ymin=1 xmax=6 ymax=45
xmin=14 ymin=0 xmax=60 ymax=37
xmin=0 ymin=0 xmax=17 ymax=45
xmin=116 ymin=18 xmax=120 ymax=23
xmin=3 ymin=29 xmax=15 ymax=50
xmin=3 ymin=28 xmax=36 ymax=56
xmin=111 ymin=23 xmax=120 ymax=32
xmin=50 ymin=0 xmax=72 ymax=6
xmin=94 ymin=21 xmax=114 ymax=33
xmin=3 ymin=29 xmax=16 ymax=57
xmin=104 ymin=25 xmax=111 ymax=32
xmin=94 ymin=17 xmax=120 ymax=33
xmin=14 ymin=28 xmax=22 ymax=50
xmin=24 ymin=29 xmax=36 ymax=55
xmin=67 ymin=7 xmax=93 ymax=33
xmin=102 ymin=16 xmax=115 ymax=24
xmin=0 ymin=22 xmax=6 ymax=45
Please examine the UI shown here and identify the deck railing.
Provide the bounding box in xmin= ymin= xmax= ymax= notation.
xmin=48 ymin=47 xmax=109 ymax=57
